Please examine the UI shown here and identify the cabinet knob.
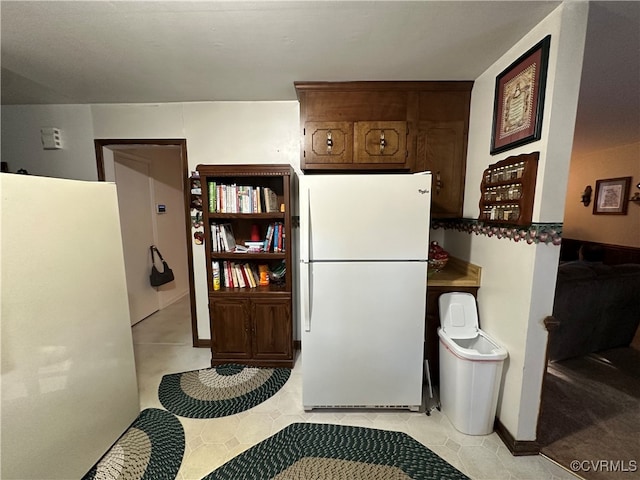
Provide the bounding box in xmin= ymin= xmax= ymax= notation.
xmin=379 ymin=130 xmax=386 ymax=154
xmin=435 ymin=171 xmax=443 ymax=194
xmin=326 ymin=130 xmax=333 ymax=153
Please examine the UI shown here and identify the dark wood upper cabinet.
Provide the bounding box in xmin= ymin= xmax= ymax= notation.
xmin=295 ymin=81 xmax=473 ymax=217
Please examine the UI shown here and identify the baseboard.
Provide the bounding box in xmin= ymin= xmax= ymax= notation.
xmin=195 ymin=339 xmax=299 ymax=350
xmin=494 ymin=418 xmax=540 ymax=456
xmin=159 ymin=289 xmax=189 ymax=309
xmin=194 ymin=338 xmax=212 ymax=348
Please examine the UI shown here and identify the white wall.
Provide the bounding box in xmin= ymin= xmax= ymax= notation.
xmin=1 ymin=101 xmax=300 ymax=341
xmin=445 ymin=2 xmax=588 ymax=441
xmin=150 ymin=148 xmax=191 ymax=308
xmin=563 ymin=142 xmax=640 ymax=247
xmin=94 ymin=102 xmax=301 ymax=340
xmin=1 ymin=105 xmax=97 ymax=180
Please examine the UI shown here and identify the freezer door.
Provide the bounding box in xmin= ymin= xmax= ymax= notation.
xmin=299 ymin=174 xmax=431 ymax=262
xmin=302 ymin=261 xmax=427 ymax=409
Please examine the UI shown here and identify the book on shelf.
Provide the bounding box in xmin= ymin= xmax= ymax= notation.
xmin=233 ymin=263 xmax=245 ymax=288
xmin=208 ymin=181 xmax=216 ymax=213
xmin=256 ymin=186 xmax=263 ymax=213
xmin=230 ymin=261 xmax=239 ymax=287
xmin=211 ymin=224 xmax=218 ymax=252
xmin=263 ymin=187 xmax=279 ymax=213
xmin=209 ymin=182 xmax=281 ymax=214
xmin=219 ymin=223 xmax=236 ymax=252
xmin=245 ymin=241 xmax=264 ymax=252
xmin=263 ymin=223 xmax=275 ymax=252
xmin=212 ymin=261 xmax=266 ymax=290
xmin=250 ymin=264 xmax=260 ymax=287
xmin=273 ymin=223 xmax=280 ymax=252
xmin=276 ymin=222 xmax=284 ymax=252
xmin=212 ymin=223 xmax=228 ymax=252
xmin=219 ymin=224 xmax=229 ymax=251
xmin=241 ymin=264 xmax=251 ymax=288
xmin=225 ymin=261 xmax=233 ymax=288
xmin=239 ymin=264 xmax=250 ymax=288
xmin=250 ymin=264 xmax=260 ymax=286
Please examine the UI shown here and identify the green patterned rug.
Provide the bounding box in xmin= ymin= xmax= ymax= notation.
xmin=158 ymin=363 xmax=291 ymax=418
xmin=201 ymin=422 xmax=469 ymax=479
xmin=82 ymin=408 xmax=184 ymax=480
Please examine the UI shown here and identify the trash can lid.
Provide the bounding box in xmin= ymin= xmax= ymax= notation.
xmin=439 ymin=292 xmax=478 ymax=339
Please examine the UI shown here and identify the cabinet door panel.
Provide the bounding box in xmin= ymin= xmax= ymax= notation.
xmin=354 ymin=121 xmax=407 ymax=164
xmin=304 ymin=122 xmax=353 ymax=164
xmin=252 ymin=297 xmax=292 ymax=360
xmin=417 ymin=121 xmax=466 ymax=217
xmin=210 ymin=298 xmax=251 ymax=359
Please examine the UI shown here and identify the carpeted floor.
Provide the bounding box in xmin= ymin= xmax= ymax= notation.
xmin=538 ymin=347 xmax=640 ymax=480
xmin=158 ymin=363 xmax=291 ymax=418
xmin=200 ymin=422 xmax=469 ymax=480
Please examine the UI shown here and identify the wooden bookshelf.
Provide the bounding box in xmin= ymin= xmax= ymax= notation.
xmin=197 ymin=164 xmax=294 ymax=368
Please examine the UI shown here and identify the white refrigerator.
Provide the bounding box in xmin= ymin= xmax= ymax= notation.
xmin=299 ymin=173 xmax=431 ymax=410
xmin=1 ymin=174 xmax=140 ymax=479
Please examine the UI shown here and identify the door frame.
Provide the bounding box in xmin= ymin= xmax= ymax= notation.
xmin=95 ymin=138 xmax=204 ymax=347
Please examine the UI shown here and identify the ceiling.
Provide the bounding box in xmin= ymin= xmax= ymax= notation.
xmin=1 ymin=1 xmax=638 ymax=156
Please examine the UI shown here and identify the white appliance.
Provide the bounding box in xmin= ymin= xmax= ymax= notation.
xmin=1 ymin=174 xmax=140 ymax=479
xmin=299 ymin=173 xmax=431 ymax=410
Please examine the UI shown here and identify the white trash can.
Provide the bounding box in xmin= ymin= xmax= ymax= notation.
xmin=437 ymin=292 xmax=508 ymax=435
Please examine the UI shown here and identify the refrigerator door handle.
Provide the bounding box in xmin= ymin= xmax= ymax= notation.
xmin=301 ymin=261 xmax=311 ymax=331
xmin=300 ymin=185 xmax=310 ymax=263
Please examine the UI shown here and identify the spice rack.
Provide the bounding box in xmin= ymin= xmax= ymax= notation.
xmin=479 ymin=152 xmax=539 ymax=226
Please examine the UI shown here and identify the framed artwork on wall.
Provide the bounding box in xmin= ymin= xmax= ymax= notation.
xmin=490 ymin=35 xmax=551 ymax=155
xmin=593 ymin=176 xmax=631 ymax=215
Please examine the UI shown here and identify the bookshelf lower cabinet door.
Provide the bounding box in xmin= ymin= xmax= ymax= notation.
xmin=210 ymin=298 xmax=252 ymax=360
xmin=252 ymin=297 xmax=292 ymax=360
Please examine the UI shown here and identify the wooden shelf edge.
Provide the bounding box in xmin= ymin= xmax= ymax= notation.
xmin=427 ymin=256 xmax=482 ymax=287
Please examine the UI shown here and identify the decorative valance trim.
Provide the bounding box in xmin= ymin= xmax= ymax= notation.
xmin=432 ymin=218 xmax=562 ymax=245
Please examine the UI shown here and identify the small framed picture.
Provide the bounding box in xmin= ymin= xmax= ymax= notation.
xmin=593 ymin=176 xmax=631 ymax=215
xmin=490 ymin=35 xmax=551 ymax=155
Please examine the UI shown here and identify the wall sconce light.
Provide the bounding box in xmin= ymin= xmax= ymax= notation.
xmin=581 ymin=185 xmax=592 ymax=206
xmin=630 ymin=182 xmax=640 ymax=203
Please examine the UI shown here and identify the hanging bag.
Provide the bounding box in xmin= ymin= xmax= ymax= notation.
xmin=149 ymin=245 xmax=175 ymax=287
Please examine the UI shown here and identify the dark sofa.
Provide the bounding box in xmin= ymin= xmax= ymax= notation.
xmin=548 ymin=262 xmax=640 ymax=362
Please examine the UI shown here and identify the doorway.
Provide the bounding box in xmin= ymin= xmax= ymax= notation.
xmin=113 ymin=154 xmax=159 ymax=324
xmin=95 ymin=139 xmax=200 ymax=346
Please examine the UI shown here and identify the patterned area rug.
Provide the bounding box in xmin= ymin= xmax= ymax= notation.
xmin=201 ymin=422 xmax=469 ymax=480
xmin=158 ymin=363 xmax=291 ymax=418
xmin=82 ymin=408 xmax=184 ymax=480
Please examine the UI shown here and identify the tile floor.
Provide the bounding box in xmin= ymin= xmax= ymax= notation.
xmin=132 ymin=296 xmax=581 ymax=480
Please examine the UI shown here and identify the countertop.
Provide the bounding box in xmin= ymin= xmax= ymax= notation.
xmin=427 ymin=256 xmax=482 ymax=287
